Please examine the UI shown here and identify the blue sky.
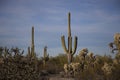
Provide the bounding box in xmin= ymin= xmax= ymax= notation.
xmin=0 ymin=0 xmax=120 ymax=57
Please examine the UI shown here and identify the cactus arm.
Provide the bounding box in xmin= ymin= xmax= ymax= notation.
xmin=72 ymin=36 xmax=78 ymax=55
xmin=68 ymin=12 xmax=71 ymax=37
xmin=61 ymin=35 xmax=68 ymax=53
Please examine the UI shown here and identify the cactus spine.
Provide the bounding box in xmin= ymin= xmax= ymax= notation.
xmin=43 ymin=46 xmax=49 ymax=67
xmin=61 ymin=12 xmax=78 ymax=64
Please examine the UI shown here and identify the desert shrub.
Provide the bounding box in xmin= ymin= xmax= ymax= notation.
xmin=1 ymin=46 xmax=120 ymax=80
xmin=46 ymin=54 xmax=67 ymax=73
xmin=0 ymin=47 xmax=43 ymax=80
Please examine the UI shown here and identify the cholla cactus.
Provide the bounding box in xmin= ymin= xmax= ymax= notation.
xmin=109 ymin=33 xmax=120 ymax=53
xmin=64 ymin=64 xmax=69 ymax=74
xmin=61 ymin=12 xmax=78 ymax=64
xmin=85 ymin=52 xmax=96 ymax=68
xmin=79 ymin=48 xmax=88 ymax=61
xmin=113 ymin=53 xmax=120 ymax=64
xmin=70 ymin=63 xmax=80 ymax=73
xmin=63 ymin=62 xmax=81 ymax=76
xmin=114 ymin=33 xmax=120 ymax=51
xmin=88 ymin=52 xmax=94 ymax=59
xmin=87 ymin=52 xmax=96 ymax=62
xmin=102 ymin=62 xmax=115 ymax=75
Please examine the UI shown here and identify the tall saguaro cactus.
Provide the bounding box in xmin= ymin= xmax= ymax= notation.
xmin=61 ymin=12 xmax=78 ymax=64
xmin=27 ymin=26 xmax=36 ymax=59
xmin=31 ymin=26 xmax=35 ymax=58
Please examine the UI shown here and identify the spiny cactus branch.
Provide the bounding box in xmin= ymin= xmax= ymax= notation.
xmin=72 ymin=36 xmax=78 ymax=55
xmin=61 ymin=36 xmax=68 ymax=53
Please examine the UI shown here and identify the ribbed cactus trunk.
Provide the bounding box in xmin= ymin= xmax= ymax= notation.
xmin=61 ymin=12 xmax=78 ymax=64
xmin=31 ymin=26 xmax=35 ymax=58
xmin=31 ymin=27 xmax=38 ymax=71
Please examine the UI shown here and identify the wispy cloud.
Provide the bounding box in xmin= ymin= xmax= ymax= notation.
xmin=0 ymin=0 xmax=120 ymax=56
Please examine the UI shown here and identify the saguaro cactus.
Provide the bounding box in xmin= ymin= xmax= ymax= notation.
xmin=61 ymin=12 xmax=78 ymax=64
xmin=43 ymin=46 xmax=49 ymax=67
xmin=31 ymin=26 xmax=35 ymax=58
xmin=27 ymin=26 xmax=36 ymax=59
